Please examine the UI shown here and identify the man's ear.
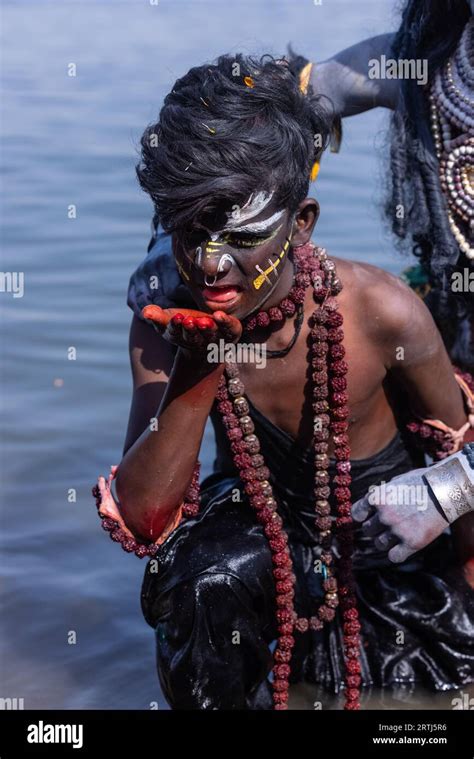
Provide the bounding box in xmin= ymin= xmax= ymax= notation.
xmin=290 ymin=198 xmax=320 ymax=246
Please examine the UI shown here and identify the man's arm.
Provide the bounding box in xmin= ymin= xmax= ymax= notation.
xmin=368 ymin=271 xmax=466 ymax=429
xmin=114 ymin=313 xmax=228 ymax=542
xmin=122 ymin=314 xmax=175 ymax=456
xmin=354 ymin=274 xmax=473 ymax=574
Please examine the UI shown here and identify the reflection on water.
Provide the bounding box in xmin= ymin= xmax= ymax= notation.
xmin=1 ymin=0 xmax=466 ymax=711
xmin=289 ymin=684 xmax=472 ymax=711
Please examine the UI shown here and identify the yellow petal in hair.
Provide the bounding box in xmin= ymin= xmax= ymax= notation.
xmin=244 ymin=76 xmax=254 ymax=88
xmin=310 ymin=160 xmax=320 ymax=181
xmin=299 ymin=62 xmax=313 ymax=95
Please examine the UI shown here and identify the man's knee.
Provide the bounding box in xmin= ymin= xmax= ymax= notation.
xmin=141 ymin=510 xmax=275 ymax=630
xmin=166 ymin=555 xmax=275 ymax=644
xmin=170 ymin=508 xmax=275 ymax=614
xmin=156 ymin=570 xmax=275 ymax=709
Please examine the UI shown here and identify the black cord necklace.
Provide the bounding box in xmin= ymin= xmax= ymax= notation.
xmin=266 ymin=303 xmax=305 ymax=359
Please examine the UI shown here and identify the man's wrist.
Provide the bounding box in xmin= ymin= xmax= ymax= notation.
xmin=423 ymin=453 xmax=474 ymax=524
xmin=176 ymin=346 xmax=224 ymax=374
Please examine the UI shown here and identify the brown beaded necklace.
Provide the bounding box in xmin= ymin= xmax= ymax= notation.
xmin=94 ymin=240 xmax=362 ymax=710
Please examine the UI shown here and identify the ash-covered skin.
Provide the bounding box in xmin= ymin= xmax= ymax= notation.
xmin=171 ymin=195 xmax=300 ymax=321
xmin=352 ymin=469 xmax=450 ymax=563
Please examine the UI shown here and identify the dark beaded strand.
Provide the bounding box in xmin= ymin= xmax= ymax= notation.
xmin=429 ymin=16 xmax=473 ymax=259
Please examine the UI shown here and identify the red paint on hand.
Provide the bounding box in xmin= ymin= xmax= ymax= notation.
xmin=195 ymin=316 xmax=216 ymax=330
xmin=182 ymin=317 xmax=196 ymax=329
xmin=142 ymin=305 xmax=167 ymax=325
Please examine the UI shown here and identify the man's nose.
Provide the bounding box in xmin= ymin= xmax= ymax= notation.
xmin=196 ymin=240 xmax=234 ymax=278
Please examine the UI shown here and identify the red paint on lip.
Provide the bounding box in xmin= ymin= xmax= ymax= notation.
xmin=202 ymin=286 xmax=241 ymax=302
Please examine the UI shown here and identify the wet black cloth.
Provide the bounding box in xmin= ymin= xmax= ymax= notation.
xmin=140 ymin=401 xmax=474 ymax=710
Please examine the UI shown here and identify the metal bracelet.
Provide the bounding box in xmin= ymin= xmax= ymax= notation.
xmin=422 ymin=457 xmax=474 ymax=524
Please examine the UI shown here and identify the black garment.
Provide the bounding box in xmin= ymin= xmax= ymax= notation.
xmin=140 ymin=401 xmax=474 ymax=710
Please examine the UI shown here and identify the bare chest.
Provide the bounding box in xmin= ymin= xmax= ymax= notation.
xmin=237 ymin=312 xmax=389 ymax=452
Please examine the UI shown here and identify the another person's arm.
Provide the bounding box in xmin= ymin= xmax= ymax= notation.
xmin=311 ymin=33 xmax=398 ymax=116
xmin=352 ymin=447 xmax=474 ymax=564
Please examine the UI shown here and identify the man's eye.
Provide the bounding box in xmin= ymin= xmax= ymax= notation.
xmin=227 ymin=234 xmax=268 ymax=247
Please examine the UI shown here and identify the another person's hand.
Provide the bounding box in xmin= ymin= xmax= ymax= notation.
xmin=352 ymin=468 xmax=449 ymax=563
xmin=142 ymin=305 xmax=242 ymax=356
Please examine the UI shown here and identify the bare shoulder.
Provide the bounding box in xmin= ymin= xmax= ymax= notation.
xmin=334 ymin=257 xmax=417 ymax=311
xmin=333 ymin=258 xmax=441 ymax=363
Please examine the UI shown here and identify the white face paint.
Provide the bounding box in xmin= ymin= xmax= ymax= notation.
xmin=227 ymin=190 xmax=274 ymax=226
xmin=197 ymin=189 xmax=283 ymax=242
xmin=193 ymin=190 xmax=287 ymax=282
xmin=216 ymin=252 xmax=237 ymax=272
xmin=228 ymin=210 xmax=285 ymax=235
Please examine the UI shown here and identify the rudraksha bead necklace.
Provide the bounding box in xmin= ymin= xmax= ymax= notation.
xmin=225 ymin=242 xmax=361 ymax=709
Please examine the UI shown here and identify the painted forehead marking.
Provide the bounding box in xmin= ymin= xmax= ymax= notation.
xmin=230 ymin=211 xmax=285 ymax=234
xmin=197 ymin=190 xmax=281 ymax=241
xmin=225 ymin=190 xmax=274 ymax=227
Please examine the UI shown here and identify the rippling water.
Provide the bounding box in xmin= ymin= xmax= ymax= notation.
xmin=1 ymin=0 xmax=416 ymax=709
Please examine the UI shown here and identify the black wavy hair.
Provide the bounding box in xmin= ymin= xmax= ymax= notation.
xmin=136 ymin=53 xmax=333 ymax=235
xmin=386 ymin=0 xmax=471 ymax=281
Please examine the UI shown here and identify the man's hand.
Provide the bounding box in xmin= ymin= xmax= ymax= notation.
xmin=96 ymin=466 xmax=136 ymax=539
xmin=142 ymin=305 xmax=242 ymax=354
xmin=352 ymin=469 xmax=449 ymax=563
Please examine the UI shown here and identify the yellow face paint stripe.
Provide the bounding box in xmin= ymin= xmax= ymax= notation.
xmin=252 ymin=238 xmax=291 ymax=290
xmin=205 ymin=241 xmax=225 ymax=254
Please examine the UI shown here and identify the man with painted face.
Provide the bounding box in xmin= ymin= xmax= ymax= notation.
xmin=97 ymin=54 xmax=474 ymax=710
xmin=127 ymin=0 xmax=474 ymax=587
